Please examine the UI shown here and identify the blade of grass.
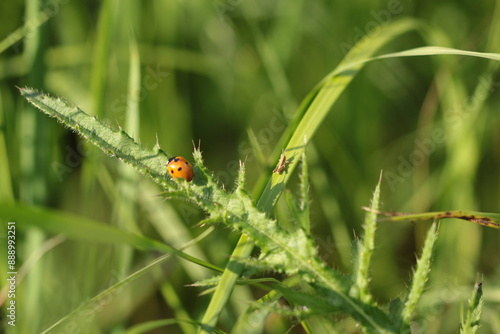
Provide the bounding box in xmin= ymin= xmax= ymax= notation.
xmin=230 ymin=282 xmax=283 ymax=334
xmin=247 ymin=128 xmax=267 ymax=166
xmin=364 ymin=208 xmax=500 ymax=229
xmin=125 ymin=319 xmax=218 ymax=334
xmin=336 ymin=46 xmax=500 ymax=74
xmin=244 ymin=7 xmax=296 ymax=111
xmin=0 ymin=93 xmax=14 ymax=203
xmin=20 ymin=0 xmax=50 ymax=332
xmin=114 ymin=32 xmax=142 ymax=277
xmin=138 ymin=182 xmax=211 ymax=281
xmin=256 ymin=19 xmax=422 ymax=211
xmin=298 ymin=151 xmax=311 ymax=233
xmin=159 ymin=280 xmax=197 ymax=334
xmin=40 ymin=226 xmax=214 ymax=334
xmin=0 ymin=6 xmax=52 ymax=55
xmin=0 ymin=203 xmax=222 ymax=272
xmin=0 ymin=235 xmax=65 ymax=307
xmin=90 ymin=0 xmax=114 ymax=117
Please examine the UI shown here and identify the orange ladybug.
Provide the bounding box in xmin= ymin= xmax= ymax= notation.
xmin=166 ymin=156 xmax=194 ymax=182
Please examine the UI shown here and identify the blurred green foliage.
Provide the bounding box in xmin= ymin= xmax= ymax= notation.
xmin=0 ymin=0 xmax=499 ymax=333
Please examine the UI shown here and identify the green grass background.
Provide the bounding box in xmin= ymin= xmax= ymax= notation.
xmin=1 ymin=0 xmax=500 ymax=333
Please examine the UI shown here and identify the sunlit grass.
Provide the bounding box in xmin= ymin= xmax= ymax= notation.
xmin=1 ymin=1 xmax=500 ymax=333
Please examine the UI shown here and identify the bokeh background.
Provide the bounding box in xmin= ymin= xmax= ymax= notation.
xmin=1 ymin=0 xmax=499 ymax=333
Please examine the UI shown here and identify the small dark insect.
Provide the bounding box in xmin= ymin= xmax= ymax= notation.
xmin=273 ymin=150 xmax=289 ymax=174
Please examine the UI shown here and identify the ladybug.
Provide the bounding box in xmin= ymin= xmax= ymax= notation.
xmin=166 ymin=156 xmax=194 ymax=182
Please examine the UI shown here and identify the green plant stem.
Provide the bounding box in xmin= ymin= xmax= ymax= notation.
xmin=199 ymin=235 xmax=254 ymax=334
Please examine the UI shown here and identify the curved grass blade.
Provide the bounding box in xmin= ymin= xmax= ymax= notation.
xmin=124 ymin=319 xmax=226 ymax=334
xmin=40 ymin=253 xmax=176 ymax=334
xmin=0 ymin=203 xmax=222 ymax=272
xmin=40 ymin=227 xmax=215 ymax=333
xmin=231 ymin=285 xmax=283 ymax=334
xmin=363 ymin=208 xmax=500 ymax=229
xmin=0 ymin=6 xmax=53 ymax=55
xmin=257 ymin=19 xmax=422 ymax=211
xmin=0 ymin=235 xmax=65 ymax=307
xmin=336 ymin=46 xmax=500 ymax=75
xmin=90 ymin=0 xmax=114 ymax=117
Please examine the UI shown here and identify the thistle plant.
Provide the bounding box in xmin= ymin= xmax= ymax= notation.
xmin=17 ymin=17 xmax=499 ymax=333
xmin=21 ymin=86 xmax=438 ymax=333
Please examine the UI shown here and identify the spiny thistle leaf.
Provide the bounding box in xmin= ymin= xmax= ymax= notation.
xmin=20 ymin=87 xmax=392 ymax=332
xmin=19 ymin=87 xmax=172 ymax=189
xmin=350 ymin=171 xmax=382 ymax=305
xmin=400 ymin=223 xmax=439 ymax=330
xmin=460 ymin=282 xmax=484 ymax=334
